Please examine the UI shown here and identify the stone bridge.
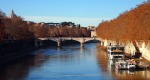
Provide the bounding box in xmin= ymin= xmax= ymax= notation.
xmin=36 ymin=37 xmax=101 ymax=47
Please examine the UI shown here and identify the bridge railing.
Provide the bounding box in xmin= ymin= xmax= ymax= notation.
xmin=38 ymin=37 xmax=100 ymax=41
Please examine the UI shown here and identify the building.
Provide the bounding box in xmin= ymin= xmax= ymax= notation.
xmin=9 ymin=10 xmax=17 ymax=19
xmin=87 ymin=26 xmax=97 ymax=37
xmin=46 ymin=22 xmax=61 ymax=26
xmin=87 ymin=26 xmax=96 ymax=31
xmin=91 ymin=30 xmax=97 ymax=37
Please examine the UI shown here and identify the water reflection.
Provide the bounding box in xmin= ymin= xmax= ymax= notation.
xmin=0 ymin=43 xmax=150 ymax=80
xmin=0 ymin=55 xmax=34 ymax=80
xmin=96 ymin=48 xmax=150 ymax=80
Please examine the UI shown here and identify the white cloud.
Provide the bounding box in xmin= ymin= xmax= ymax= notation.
xmin=23 ymin=16 xmax=110 ymax=27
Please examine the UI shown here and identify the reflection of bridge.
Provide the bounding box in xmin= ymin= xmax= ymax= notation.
xmin=36 ymin=37 xmax=101 ymax=47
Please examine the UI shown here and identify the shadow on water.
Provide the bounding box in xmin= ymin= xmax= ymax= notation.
xmin=0 ymin=43 xmax=88 ymax=80
xmin=0 ymin=52 xmax=51 ymax=80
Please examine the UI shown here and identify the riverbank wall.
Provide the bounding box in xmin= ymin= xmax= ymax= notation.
xmin=100 ymin=39 xmax=150 ymax=61
xmin=0 ymin=40 xmax=35 ymax=64
xmin=0 ymin=40 xmax=57 ymax=64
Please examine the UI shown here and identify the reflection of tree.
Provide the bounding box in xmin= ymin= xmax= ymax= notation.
xmin=111 ymin=70 xmax=150 ymax=80
xmin=96 ymin=48 xmax=108 ymax=72
xmin=0 ymin=46 xmax=84 ymax=80
xmin=96 ymin=48 xmax=150 ymax=80
xmin=0 ymin=53 xmax=47 ymax=80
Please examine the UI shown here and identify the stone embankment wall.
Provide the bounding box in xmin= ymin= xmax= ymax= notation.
xmin=101 ymin=39 xmax=150 ymax=61
xmin=137 ymin=41 xmax=150 ymax=61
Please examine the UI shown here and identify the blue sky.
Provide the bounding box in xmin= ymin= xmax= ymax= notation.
xmin=0 ymin=0 xmax=147 ymax=27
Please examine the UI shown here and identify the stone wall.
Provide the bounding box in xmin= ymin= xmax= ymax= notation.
xmin=138 ymin=41 xmax=150 ymax=60
xmin=102 ymin=39 xmax=150 ymax=60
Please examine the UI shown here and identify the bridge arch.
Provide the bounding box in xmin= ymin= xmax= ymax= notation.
xmin=42 ymin=40 xmax=58 ymax=46
xmin=69 ymin=39 xmax=82 ymax=43
xmin=61 ymin=40 xmax=80 ymax=46
xmin=84 ymin=38 xmax=100 ymax=42
xmin=84 ymin=39 xmax=100 ymax=43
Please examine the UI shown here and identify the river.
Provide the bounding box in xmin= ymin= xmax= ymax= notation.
xmin=0 ymin=43 xmax=150 ymax=80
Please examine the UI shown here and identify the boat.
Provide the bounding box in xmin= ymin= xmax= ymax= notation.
xmin=115 ymin=59 xmax=136 ymax=71
xmin=107 ymin=45 xmax=125 ymax=59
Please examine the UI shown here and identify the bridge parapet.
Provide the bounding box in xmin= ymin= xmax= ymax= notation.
xmin=37 ymin=37 xmax=101 ymax=47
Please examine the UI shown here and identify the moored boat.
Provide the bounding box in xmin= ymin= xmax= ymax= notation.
xmin=115 ymin=59 xmax=136 ymax=71
xmin=107 ymin=45 xmax=125 ymax=59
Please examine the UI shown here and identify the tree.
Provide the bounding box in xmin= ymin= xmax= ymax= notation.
xmin=0 ymin=18 xmax=4 ymax=41
xmin=0 ymin=9 xmax=6 ymax=18
xmin=97 ymin=1 xmax=150 ymax=41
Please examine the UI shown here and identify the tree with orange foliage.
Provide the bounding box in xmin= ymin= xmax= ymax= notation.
xmin=0 ymin=10 xmax=6 ymax=41
xmin=0 ymin=18 xmax=4 ymax=41
xmin=97 ymin=1 xmax=150 ymax=42
xmin=97 ymin=1 xmax=150 ymax=53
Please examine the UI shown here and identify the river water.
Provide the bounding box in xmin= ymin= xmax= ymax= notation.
xmin=0 ymin=43 xmax=150 ymax=80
